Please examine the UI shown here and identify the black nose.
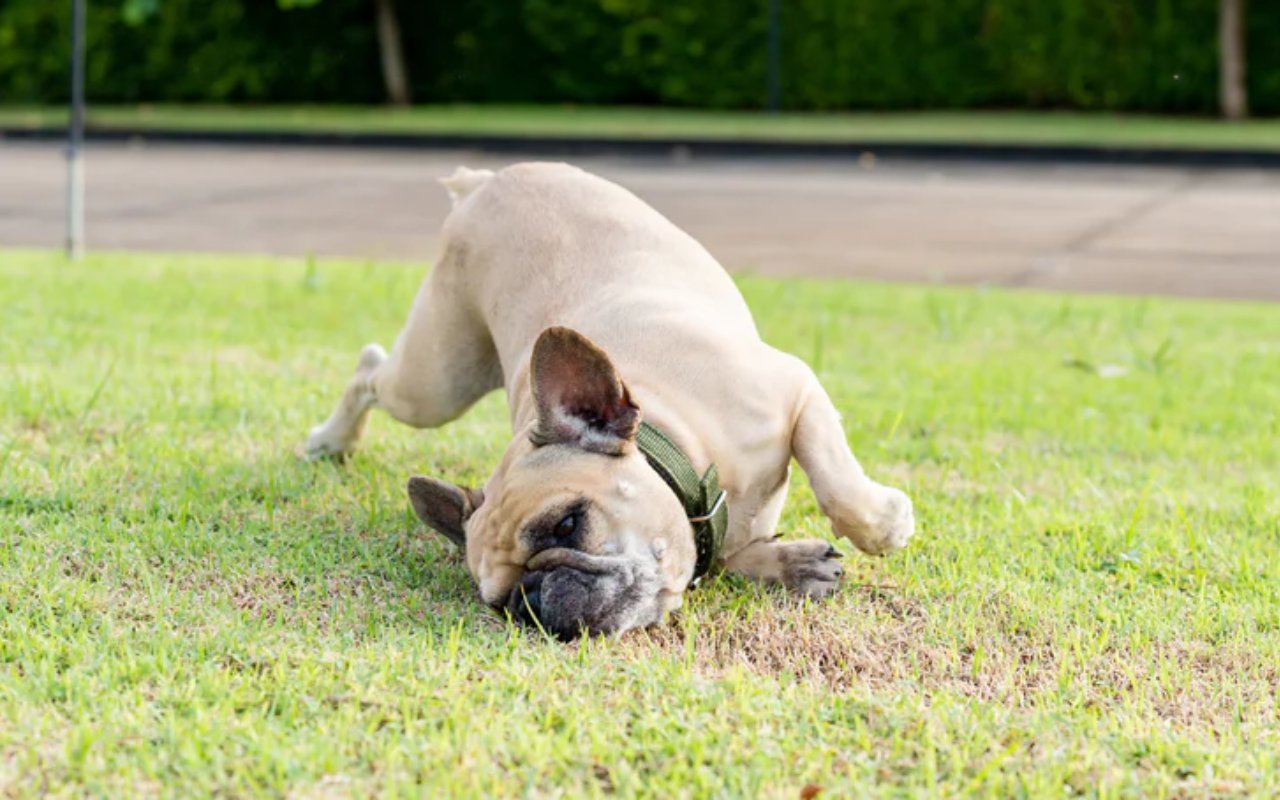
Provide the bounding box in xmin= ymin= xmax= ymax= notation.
xmin=505 ymin=570 xmax=586 ymax=641
xmin=506 ymin=571 xmax=546 ymax=630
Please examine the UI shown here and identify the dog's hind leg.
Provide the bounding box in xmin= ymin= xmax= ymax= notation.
xmin=305 ymin=241 xmax=502 ymax=460
xmin=305 ymin=342 xmax=389 ymax=459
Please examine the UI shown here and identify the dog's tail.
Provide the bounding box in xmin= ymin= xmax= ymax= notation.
xmin=439 ymin=166 xmax=494 ymax=207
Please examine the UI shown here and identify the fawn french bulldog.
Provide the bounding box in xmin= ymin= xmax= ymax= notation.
xmin=306 ymin=162 xmax=914 ymax=638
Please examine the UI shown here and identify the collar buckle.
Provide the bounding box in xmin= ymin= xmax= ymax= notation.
xmin=635 ymin=421 xmax=729 ymax=585
xmin=686 ymin=489 xmax=726 ymax=523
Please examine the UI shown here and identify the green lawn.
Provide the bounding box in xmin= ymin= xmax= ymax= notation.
xmin=2 ymin=250 xmax=1278 ymax=796
xmin=5 ymin=104 xmax=1280 ymax=151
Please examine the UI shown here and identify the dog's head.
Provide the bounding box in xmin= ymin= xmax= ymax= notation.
xmin=408 ymin=327 xmax=696 ymax=639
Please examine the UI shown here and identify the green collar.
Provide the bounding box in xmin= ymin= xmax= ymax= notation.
xmin=635 ymin=421 xmax=728 ymax=585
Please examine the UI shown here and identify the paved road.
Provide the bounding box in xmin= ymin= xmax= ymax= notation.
xmin=3 ymin=141 xmax=1279 ymax=300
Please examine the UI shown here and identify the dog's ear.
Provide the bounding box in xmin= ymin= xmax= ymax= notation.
xmin=530 ymin=326 xmax=640 ymax=455
xmin=407 ymin=476 xmax=482 ymax=549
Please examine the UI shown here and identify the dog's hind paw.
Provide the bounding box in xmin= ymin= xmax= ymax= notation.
xmin=304 ymin=424 xmax=355 ymax=462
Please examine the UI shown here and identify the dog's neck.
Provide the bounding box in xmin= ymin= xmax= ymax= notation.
xmin=506 ymin=364 xmax=540 ymax=434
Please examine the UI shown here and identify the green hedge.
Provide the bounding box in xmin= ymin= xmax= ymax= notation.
xmin=0 ymin=0 xmax=1275 ymax=113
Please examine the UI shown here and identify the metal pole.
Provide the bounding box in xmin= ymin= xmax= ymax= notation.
xmin=67 ymin=0 xmax=86 ymax=260
xmin=766 ymin=0 xmax=780 ymax=112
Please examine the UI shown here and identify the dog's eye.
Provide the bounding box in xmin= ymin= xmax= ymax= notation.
xmin=553 ymin=510 xmax=579 ymax=538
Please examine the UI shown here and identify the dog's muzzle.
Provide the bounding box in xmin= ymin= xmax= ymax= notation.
xmin=504 ymin=548 xmax=663 ymax=640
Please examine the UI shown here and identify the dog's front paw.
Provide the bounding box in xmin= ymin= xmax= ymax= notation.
xmin=833 ymin=483 xmax=915 ymax=556
xmin=779 ymin=539 xmax=845 ymax=600
xmin=866 ymin=484 xmax=915 ymax=554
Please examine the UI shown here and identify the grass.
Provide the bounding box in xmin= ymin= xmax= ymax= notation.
xmin=2 ymin=248 xmax=1279 ymax=796
xmin=4 ymin=104 xmax=1280 ymax=151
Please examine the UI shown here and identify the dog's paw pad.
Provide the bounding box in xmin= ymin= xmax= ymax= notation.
xmin=780 ymin=540 xmax=845 ymax=600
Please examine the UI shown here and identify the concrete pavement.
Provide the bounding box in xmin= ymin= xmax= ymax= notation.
xmin=2 ymin=141 xmax=1278 ymax=300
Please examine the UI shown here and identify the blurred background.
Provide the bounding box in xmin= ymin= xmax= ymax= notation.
xmin=0 ymin=0 xmax=1274 ymax=115
xmin=1 ymin=0 xmax=1277 ymax=299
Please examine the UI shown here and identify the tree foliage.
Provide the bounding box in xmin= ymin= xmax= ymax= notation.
xmin=1 ymin=0 xmax=1276 ymax=114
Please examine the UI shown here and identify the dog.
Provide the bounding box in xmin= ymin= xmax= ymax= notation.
xmin=306 ymin=162 xmax=914 ymax=638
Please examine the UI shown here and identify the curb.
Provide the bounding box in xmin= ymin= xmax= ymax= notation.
xmin=5 ymin=124 xmax=1280 ymax=169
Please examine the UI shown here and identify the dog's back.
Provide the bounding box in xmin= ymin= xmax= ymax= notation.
xmin=436 ymin=163 xmax=762 ymax=394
